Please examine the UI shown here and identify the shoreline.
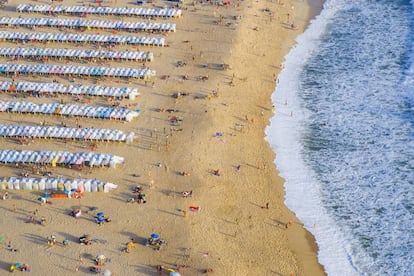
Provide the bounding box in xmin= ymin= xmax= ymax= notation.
xmin=0 ymin=0 xmax=325 ymax=275
xmin=277 ymin=0 xmax=326 ymax=274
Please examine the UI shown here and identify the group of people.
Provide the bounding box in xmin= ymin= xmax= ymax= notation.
xmin=79 ymin=234 xmax=94 ymax=245
xmin=26 ymin=208 xmax=47 ymax=225
xmin=145 ymin=233 xmax=167 ymax=251
xmin=47 ymin=234 xmax=69 ymax=247
xmin=10 ymin=263 xmax=30 ymax=272
xmin=128 ymin=185 xmax=147 ymax=204
xmin=47 ymin=235 xmax=57 ymax=247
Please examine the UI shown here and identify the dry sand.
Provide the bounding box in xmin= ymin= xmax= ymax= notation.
xmin=0 ymin=0 xmax=325 ymax=275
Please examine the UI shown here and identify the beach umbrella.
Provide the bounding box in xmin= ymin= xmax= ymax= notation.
xmin=96 ymin=211 xmax=104 ymax=217
xmin=150 ymin=233 xmax=160 ymax=240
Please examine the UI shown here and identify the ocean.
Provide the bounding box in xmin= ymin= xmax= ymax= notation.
xmin=267 ymin=0 xmax=414 ymax=275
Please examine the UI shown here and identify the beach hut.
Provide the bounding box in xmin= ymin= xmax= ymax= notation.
xmin=70 ymin=179 xmax=78 ymax=191
xmin=38 ymin=178 xmax=46 ymax=190
xmin=24 ymin=178 xmax=34 ymax=190
xmin=7 ymin=177 xmax=14 ymax=189
xmin=64 ymin=180 xmax=72 ymax=192
xmin=77 ymin=180 xmax=85 ymax=193
xmin=92 ymin=179 xmax=99 ymax=192
xmin=44 ymin=179 xmax=52 ymax=190
xmin=32 ymin=179 xmax=39 ymax=191
xmin=84 ymin=179 xmax=91 ymax=192
xmin=52 ymin=155 xmax=59 ymax=167
xmin=103 ymin=183 xmax=117 ymax=193
xmin=0 ymin=178 xmax=6 ymax=190
xmin=13 ymin=178 xmax=20 ymax=190
xmin=57 ymin=179 xmax=65 ymax=191
xmin=126 ymin=132 xmax=135 ymax=144
xmin=97 ymin=180 xmax=104 ymax=192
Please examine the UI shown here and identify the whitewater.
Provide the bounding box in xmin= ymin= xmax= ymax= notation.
xmin=267 ymin=0 xmax=414 ymax=275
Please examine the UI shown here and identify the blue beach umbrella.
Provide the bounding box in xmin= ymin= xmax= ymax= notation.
xmin=150 ymin=233 xmax=159 ymax=240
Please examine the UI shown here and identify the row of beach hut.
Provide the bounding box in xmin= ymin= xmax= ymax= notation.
xmin=0 ymin=125 xmax=135 ymax=143
xmin=0 ymin=3 xmax=173 ymax=185
xmin=16 ymin=4 xmax=182 ymax=18
xmin=0 ymin=149 xmax=124 ymax=168
xmin=0 ymin=81 xmax=139 ymax=99
xmin=0 ymin=17 xmax=176 ymax=32
xmin=0 ymin=177 xmax=118 ymax=193
xmin=0 ymin=47 xmax=154 ymax=62
xmin=0 ymin=31 xmax=165 ymax=46
xmin=0 ymin=100 xmax=140 ymax=121
xmin=0 ymin=63 xmax=156 ymax=79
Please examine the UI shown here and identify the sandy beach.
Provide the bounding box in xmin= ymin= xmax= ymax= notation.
xmin=0 ymin=0 xmax=325 ymax=275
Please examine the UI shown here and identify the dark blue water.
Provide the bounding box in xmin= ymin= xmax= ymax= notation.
xmin=267 ymin=0 xmax=414 ymax=274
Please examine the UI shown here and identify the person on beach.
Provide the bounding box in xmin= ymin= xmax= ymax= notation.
xmin=122 ymin=239 xmax=136 ymax=253
xmin=47 ymin=235 xmax=57 ymax=247
xmin=127 ymin=238 xmax=138 ymax=249
xmin=1 ymin=191 xmax=9 ymax=200
xmin=182 ymin=190 xmax=192 ymax=198
xmin=133 ymin=185 xmax=144 ymax=194
xmin=149 ymin=179 xmax=155 ymax=189
xmin=79 ymin=234 xmax=93 ymax=245
xmin=157 ymin=265 xmax=164 ymax=275
xmin=62 ymin=239 xmax=69 ymax=246
xmin=137 ymin=193 xmax=146 ymax=204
